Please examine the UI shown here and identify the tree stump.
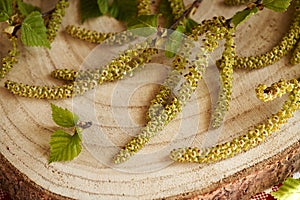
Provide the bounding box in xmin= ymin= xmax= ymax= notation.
xmin=1 ymin=1 xmax=300 ymax=199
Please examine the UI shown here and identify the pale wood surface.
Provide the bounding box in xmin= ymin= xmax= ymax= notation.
xmin=1 ymin=0 xmax=300 ymax=199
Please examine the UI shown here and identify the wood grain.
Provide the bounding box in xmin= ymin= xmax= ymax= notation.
xmin=1 ymin=0 xmax=300 ymax=199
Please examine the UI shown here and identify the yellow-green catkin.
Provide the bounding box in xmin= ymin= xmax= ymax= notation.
xmin=52 ymin=40 xmax=158 ymax=83
xmin=137 ymin=0 xmax=152 ymax=15
xmin=65 ymin=25 xmax=114 ymax=44
xmin=290 ymin=39 xmax=300 ymax=64
xmin=96 ymin=46 xmax=158 ymax=85
xmin=191 ymin=16 xmax=228 ymax=42
xmin=4 ymin=81 xmax=74 ymax=99
xmin=146 ymin=70 xmax=181 ymax=121
xmin=170 ymin=81 xmax=300 ymax=163
xmin=103 ymin=31 xmax=137 ymax=45
xmin=5 ymin=41 xmax=158 ymax=99
xmin=191 ymin=16 xmax=235 ymax=128
xmin=224 ymin=0 xmax=252 ymax=6
xmin=0 ymin=36 xmax=18 ymax=79
xmin=46 ymin=0 xmax=70 ymax=43
xmin=51 ymin=68 xmax=78 ymax=82
xmin=65 ymin=25 xmax=136 ymax=45
xmin=4 ymin=73 xmax=100 ymax=99
xmin=148 ymin=41 xmax=191 ymax=111
xmin=168 ymin=0 xmax=185 ymax=21
xmin=290 ymin=2 xmax=300 ymax=64
xmin=256 ymin=78 xmax=299 ymax=102
xmin=201 ymin=24 xmax=229 ymax=51
xmin=211 ymin=30 xmax=236 ymax=128
xmin=234 ymin=2 xmax=300 ymax=69
xmin=146 ymin=38 xmax=196 ymax=121
xmin=5 ymin=70 xmax=102 ymax=99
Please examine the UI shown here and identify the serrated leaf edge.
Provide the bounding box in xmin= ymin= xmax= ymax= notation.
xmin=49 ymin=130 xmax=82 ymax=163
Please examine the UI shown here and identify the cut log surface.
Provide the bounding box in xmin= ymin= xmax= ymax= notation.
xmin=1 ymin=0 xmax=300 ymax=199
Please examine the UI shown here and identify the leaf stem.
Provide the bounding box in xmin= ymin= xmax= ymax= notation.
xmin=76 ymin=121 xmax=93 ymax=129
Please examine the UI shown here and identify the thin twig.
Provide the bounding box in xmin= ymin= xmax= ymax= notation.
xmin=169 ymin=0 xmax=203 ymax=30
xmin=42 ymin=8 xmax=55 ymax=17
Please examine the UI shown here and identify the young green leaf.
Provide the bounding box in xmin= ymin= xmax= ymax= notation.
xmin=17 ymin=0 xmax=40 ymax=16
xmin=80 ymin=0 xmax=103 ymax=22
xmin=49 ymin=130 xmax=82 ymax=163
xmin=51 ymin=103 xmax=79 ymax=128
xmin=165 ymin=26 xmax=185 ymax=58
xmin=271 ymin=178 xmax=300 ymax=200
xmin=109 ymin=0 xmax=137 ymax=22
xmin=158 ymin=0 xmax=174 ymax=28
xmin=263 ymin=0 xmax=292 ymax=12
xmin=231 ymin=7 xmax=259 ymax=28
xmin=127 ymin=14 xmax=158 ymax=36
xmin=0 ymin=0 xmax=13 ymax=22
xmin=185 ymin=18 xmax=198 ymax=34
xmin=97 ymin=0 xmax=109 ymax=15
xmin=21 ymin=11 xmax=50 ymax=48
xmin=108 ymin=0 xmax=119 ymax=18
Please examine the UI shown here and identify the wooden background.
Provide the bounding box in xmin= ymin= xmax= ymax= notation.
xmin=1 ymin=0 xmax=300 ymax=199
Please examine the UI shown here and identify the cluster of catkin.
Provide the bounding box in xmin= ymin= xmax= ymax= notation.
xmin=170 ymin=79 xmax=300 ymax=163
xmin=114 ymin=16 xmax=236 ymax=163
xmin=169 ymin=0 xmax=300 ymax=164
xmin=3 ymin=0 xmax=300 ymax=166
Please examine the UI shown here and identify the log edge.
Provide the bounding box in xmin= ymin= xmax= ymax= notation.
xmin=0 ymin=152 xmax=70 ymax=200
xmin=1 ymin=140 xmax=300 ymax=199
